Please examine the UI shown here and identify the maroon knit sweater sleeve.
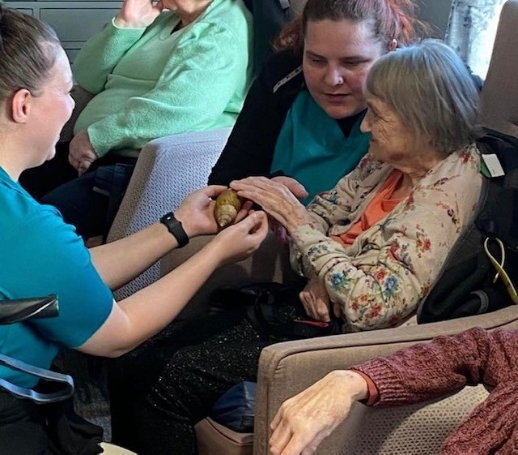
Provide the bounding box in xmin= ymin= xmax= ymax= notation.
xmin=351 ymin=328 xmax=518 ymax=407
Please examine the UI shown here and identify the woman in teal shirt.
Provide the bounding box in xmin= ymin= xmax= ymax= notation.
xmin=0 ymin=8 xmax=267 ymax=454
xmin=209 ymin=0 xmax=425 ymax=204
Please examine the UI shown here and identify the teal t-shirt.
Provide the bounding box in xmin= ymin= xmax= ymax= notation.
xmin=270 ymin=90 xmax=370 ymax=204
xmin=0 ymin=167 xmax=113 ymax=387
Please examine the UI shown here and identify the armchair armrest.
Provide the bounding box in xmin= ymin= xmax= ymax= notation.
xmin=60 ymin=86 xmax=94 ymax=142
xmin=253 ymin=305 xmax=518 ymax=455
xmin=108 ymin=127 xmax=232 ymax=300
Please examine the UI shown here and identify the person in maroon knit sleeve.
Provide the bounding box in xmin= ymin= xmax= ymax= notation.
xmin=269 ymin=328 xmax=518 ymax=455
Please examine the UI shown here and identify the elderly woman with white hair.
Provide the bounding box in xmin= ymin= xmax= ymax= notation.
xmin=232 ymin=40 xmax=483 ymax=332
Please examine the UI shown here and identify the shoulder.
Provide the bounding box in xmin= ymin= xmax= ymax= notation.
xmin=0 ymin=178 xmax=62 ymax=239
xmin=0 ymin=178 xmax=98 ymax=282
xmin=0 ymin=187 xmax=113 ymax=347
xmin=3 ymin=196 xmax=96 ymax=275
xmin=193 ymin=0 xmax=252 ymax=40
xmin=417 ymin=144 xmax=482 ymax=194
xmin=399 ymin=144 xmax=482 ymax=230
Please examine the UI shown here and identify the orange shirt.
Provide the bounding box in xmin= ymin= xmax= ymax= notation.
xmin=332 ymin=169 xmax=404 ymax=246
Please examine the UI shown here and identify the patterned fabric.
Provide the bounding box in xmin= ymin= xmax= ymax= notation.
xmin=289 ymin=145 xmax=482 ymax=332
xmin=446 ymin=0 xmax=506 ymax=79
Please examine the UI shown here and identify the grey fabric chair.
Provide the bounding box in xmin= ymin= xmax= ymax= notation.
xmin=60 ymin=86 xmax=233 ymax=301
xmin=106 ymin=0 xmax=310 ymax=301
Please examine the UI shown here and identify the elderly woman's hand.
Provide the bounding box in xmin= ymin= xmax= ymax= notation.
xmin=269 ymin=371 xmax=369 ymax=455
xmin=270 ymin=176 xmax=309 ymax=201
xmin=115 ymin=0 xmax=164 ymax=29
xmin=69 ymin=130 xmax=97 ymax=175
xmin=230 ymin=177 xmax=313 ymax=234
xmin=299 ymin=277 xmax=331 ymax=322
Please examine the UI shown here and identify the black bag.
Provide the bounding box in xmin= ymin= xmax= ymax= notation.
xmin=209 ymin=282 xmax=342 ymax=341
xmin=418 ymin=129 xmax=518 ymax=323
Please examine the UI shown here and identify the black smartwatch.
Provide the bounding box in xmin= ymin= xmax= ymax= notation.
xmin=160 ymin=212 xmax=189 ymax=248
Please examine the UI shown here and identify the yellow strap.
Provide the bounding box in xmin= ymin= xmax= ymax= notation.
xmin=483 ymin=237 xmax=518 ymax=304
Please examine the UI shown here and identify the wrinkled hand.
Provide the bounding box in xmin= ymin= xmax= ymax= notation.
xmin=299 ymin=277 xmax=331 ymax=322
xmin=209 ymin=211 xmax=269 ymax=266
xmin=271 ymin=176 xmax=309 ymax=201
xmin=268 ymin=177 xmax=307 ymax=242
xmin=230 ymin=177 xmax=313 ymax=234
xmin=69 ymin=130 xmax=98 ymax=176
xmin=115 ymin=0 xmax=164 ymax=28
xmin=269 ymin=371 xmax=368 ymax=455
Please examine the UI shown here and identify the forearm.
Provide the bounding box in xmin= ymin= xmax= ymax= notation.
xmin=90 ymin=222 xmax=177 ymax=290
xmin=82 ymin=243 xmax=221 ymax=357
xmin=352 ymin=328 xmax=512 ymax=407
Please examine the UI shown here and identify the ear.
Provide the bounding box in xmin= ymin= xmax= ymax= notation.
xmin=388 ymin=39 xmax=398 ymax=52
xmin=10 ymin=89 xmax=33 ymax=124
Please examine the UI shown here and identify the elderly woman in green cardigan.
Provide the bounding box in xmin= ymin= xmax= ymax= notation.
xmin=20 ymin=0 xmax=253 ymax=240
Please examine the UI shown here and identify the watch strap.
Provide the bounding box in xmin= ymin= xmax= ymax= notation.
xmin=160 ymin=212 xmax=189 ymax=248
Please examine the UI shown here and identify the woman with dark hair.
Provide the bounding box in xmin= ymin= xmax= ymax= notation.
xmin=209 ymin=0 xmax=427 ymax=205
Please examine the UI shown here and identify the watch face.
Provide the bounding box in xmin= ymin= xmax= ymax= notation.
xmin=162 ymin=212 xmax=174 ymax=223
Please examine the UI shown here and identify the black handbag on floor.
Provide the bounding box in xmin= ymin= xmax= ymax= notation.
xmin=210 ymin=282 xmax=343 ymax=341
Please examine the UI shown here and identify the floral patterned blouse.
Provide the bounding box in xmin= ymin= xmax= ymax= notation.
xmin=290 ymin=144 xmax=483 ymax=332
